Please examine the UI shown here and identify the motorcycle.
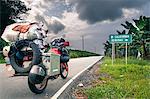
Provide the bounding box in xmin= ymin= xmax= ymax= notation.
xmin=4 ymin=38 xmax=70 ymax=94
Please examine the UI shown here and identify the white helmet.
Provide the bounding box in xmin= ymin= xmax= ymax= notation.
xmin=3 ymin=46 xmax=10 ymax=57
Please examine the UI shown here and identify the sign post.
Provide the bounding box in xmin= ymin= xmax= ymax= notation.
xmin=109 ymin=34 xmax=132 ymax=65
xmin=112 ymin=43 xmax=115 ymax=65
xmin=125 ymin=43 xmax=127 ymax=65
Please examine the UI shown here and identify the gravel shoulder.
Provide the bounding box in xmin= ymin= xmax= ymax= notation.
xmin=58 ymin=60 xmax=103 ymax=99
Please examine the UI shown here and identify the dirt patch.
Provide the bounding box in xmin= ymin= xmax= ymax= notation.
xmin=73 ymin=89 xmax=88 ymax=99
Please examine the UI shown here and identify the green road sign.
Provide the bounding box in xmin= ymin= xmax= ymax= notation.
xmin=109 ymin=34 xmax=132 ymax=43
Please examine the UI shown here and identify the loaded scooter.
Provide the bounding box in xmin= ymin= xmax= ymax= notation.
xmin=2 ymin=22 xmax=70 ymax=94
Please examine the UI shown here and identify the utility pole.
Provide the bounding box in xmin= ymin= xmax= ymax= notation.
xmin=94 ymin=46 xmax=97 ymax=53
xmin=81 ymin=35 xmax=85 ymax=50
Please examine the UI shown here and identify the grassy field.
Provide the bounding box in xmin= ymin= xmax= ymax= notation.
xmin=69 ymin=49 xmax=100 ymax=58
xmin=84 ymin=57 xmax=150 ymax=99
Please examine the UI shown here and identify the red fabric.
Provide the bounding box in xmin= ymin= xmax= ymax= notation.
xmin=63 ymin=41 xmax=70 ymax=46
xmin=12 ymin=24 xmax=31 ymax=33
xmin=49 ymin=48 xmax=61 ymax=55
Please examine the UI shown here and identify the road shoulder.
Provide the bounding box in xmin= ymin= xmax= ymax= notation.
xmin=58 ymin=60 xmax=103 ymax=99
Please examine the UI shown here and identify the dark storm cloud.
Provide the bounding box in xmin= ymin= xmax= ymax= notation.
xmin=71 ymin=0 xmax=149 ymax=24
xmin=48 ymin=19 xmax=65 ymax=34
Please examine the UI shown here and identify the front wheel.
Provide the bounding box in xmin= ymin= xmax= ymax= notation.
xmin=60 ymin=63 xmax=68 ymax=79
xmin=28 ymin=77 xmax=48 ymax=94
xmin=28 ymin=64 xmax=48 ymax=94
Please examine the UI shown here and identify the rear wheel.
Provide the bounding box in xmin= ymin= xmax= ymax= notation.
xmin=9 ymin=40 xmax=41 ymax=73
xmin=60 ymin=63 xmax=68 ymax=79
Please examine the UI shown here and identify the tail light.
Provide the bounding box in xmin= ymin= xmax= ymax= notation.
xmin=63 ymin=41 xmax=70 ymax=46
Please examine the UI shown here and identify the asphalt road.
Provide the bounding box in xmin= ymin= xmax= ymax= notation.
xmin=0 ymin=56 xmax=103 ymax=99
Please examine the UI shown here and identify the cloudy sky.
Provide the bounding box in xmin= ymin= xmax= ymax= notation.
xmin=21 ymin=0 xmax=150 ymax=54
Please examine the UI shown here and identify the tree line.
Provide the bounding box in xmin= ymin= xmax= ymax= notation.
xmin=0 ymin=0 xmax=29 ymax=50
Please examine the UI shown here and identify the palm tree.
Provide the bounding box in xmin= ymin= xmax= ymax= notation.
xmin=121 ymin=16 xmax=150 ymax=58
xmin=104 ymin=41 xmax=112 ymax=56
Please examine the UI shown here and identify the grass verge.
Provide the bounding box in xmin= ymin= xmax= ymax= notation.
xmin=84 ymin=57 xmax=150 ymax=99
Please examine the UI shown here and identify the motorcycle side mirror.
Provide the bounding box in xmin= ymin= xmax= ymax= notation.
xmin=64 ymin=41 xmax=70 ymax=46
